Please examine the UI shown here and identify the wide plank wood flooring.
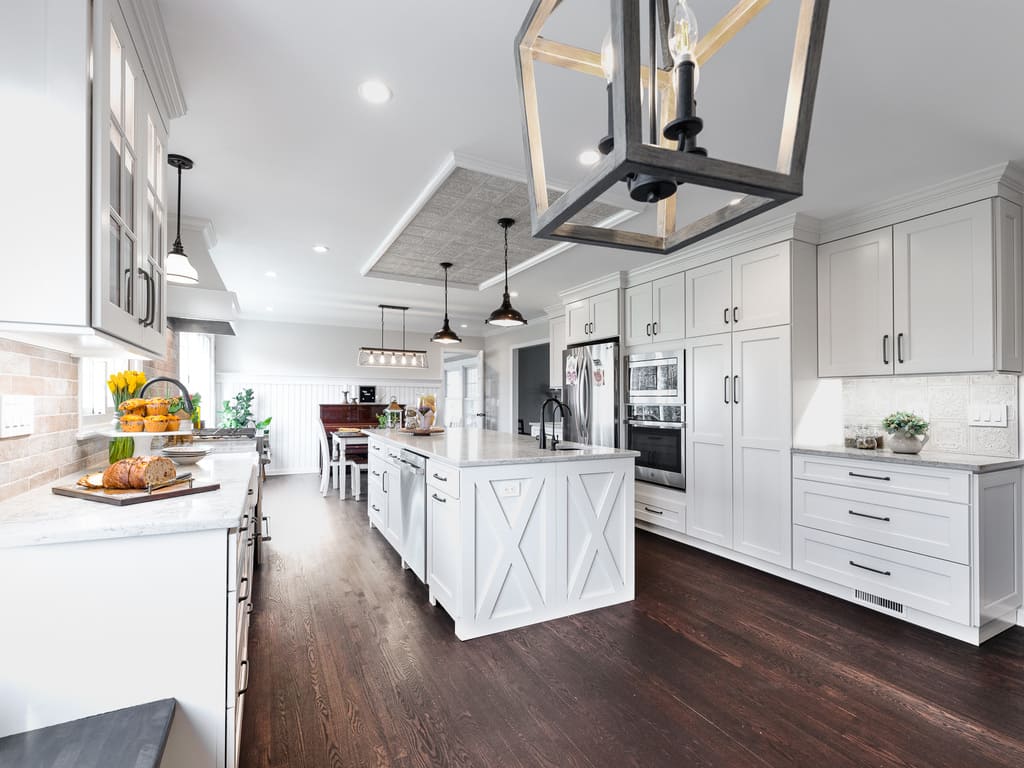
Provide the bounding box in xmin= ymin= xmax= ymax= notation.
xmin=241 ymin=474 xmax=1024 ymax=767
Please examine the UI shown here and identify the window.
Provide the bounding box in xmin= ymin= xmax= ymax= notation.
xmin=444 ymin=367 xmax=464 ymax=427
xmin=178 ymin=332 xmax=215 ymax=407
xmin=79 ymin=356 xmax=131 ymax=432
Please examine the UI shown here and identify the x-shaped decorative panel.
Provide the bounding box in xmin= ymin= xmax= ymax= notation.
xmin=566 ymin=468 xmax=627 ymax=600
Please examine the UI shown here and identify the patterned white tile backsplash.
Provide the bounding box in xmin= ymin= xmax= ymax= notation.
xmin=842 ymin=374 xmax=1019 ymax=458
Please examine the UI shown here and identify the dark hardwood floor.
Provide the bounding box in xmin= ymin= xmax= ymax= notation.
xmin=241 ymin=474 xmax=1024 ymax=768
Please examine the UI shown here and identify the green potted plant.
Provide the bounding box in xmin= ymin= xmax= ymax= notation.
xmin=220 ymin=388 xmax=272 ymax=430
xmin=881 ymin=411 xmax=930 ymax=454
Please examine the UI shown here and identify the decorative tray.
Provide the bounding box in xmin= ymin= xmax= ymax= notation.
xmin=399 ymin=427 xmax=445 ymax=435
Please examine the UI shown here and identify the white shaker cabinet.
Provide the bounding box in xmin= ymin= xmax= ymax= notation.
xmin=817 ymin=228 xmax=895 ymax=377
xmin=566 ymin=289 xmax=620 ymax=344
xmin=624 ymin=272 xmax=686 ymax=347
xmin=685 ymin=260 xmax=732 ymax=338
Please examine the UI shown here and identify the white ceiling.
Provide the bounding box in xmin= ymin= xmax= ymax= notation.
xmin=158 ymin=0 xmax=1024 ymax=333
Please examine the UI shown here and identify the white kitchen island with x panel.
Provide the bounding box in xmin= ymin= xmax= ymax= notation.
xmin=364 ymin=429 xmax=639 ymax=640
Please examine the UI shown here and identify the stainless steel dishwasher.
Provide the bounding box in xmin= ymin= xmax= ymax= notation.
xmin=397 ymin=449 xmax=427 ymax=582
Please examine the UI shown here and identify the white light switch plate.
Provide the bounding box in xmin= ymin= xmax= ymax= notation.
xmin=497 ymin=480 xmax=522 ymax=498
xmin=968 ymin=404 xmax=1008 ymax=428
xmin=0 ymin=395 xmax=34 ymax=438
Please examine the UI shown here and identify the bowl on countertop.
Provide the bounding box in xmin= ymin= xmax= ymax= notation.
xmin=161 ymin=446 xmax=211 ymax=465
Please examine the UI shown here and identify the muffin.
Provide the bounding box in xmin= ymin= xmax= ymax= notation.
xmin=120 ymin=398 xmax=148 ymax=416
xmin=120 ymin=413 xmax=145 ymax=433
xmin=164 ymin=416 xmax=179 ymax=432
xmin=145 ymin=398 xmax=170 ymax=417
xmin=144 ymin=415 xmax=167 ymax=432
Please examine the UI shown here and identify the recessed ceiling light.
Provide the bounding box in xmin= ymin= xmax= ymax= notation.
xmin=509 ymin=291 xmax=519 ymax=298
xmin=729 ymin=197 xmax=743 ymax=206
xmin=312 ymin=244 xmax=329 ymax=254
xmin=460 ymin=324 xmax=468 ymax=329
xmin=578 ymin=149 xmax=600 ymax=166
xmin=358 ymin=79 xmax=392 ymax=104
xmin=265 ymin=306 xmax=274 ymax=312
xmin=264 ymin=271 xmax=277 ymax=278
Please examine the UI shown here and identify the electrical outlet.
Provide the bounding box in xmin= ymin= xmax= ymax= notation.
xmin=0 ymin=396 xmax=34 ymax=438
xmin=497 ymin=480 xmax=522 ymax=498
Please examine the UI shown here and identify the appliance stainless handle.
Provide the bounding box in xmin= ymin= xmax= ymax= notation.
xmin=628 ymin=420 xmax=683 ymax=429
xmin=642 ymin=506 xmax=663 ymax=515
xmin=238 ymin=576 xmax=250 ymax=603
xmin=261 ymin=514 xmax=272 ymax=542
xmin=723 ymin=375 xmax=729 ymax=404
xmin=733 ymin=375 xmax=740 ymax=404
xmin=732 ymin=306 xmax=738 ymax=324
xmin=849 ymin=471 xmax=890 ymax=481
xmin=849 ymin=560 xmax=891 ymax=576
xmin=432 ymin=472 xmax=448 ymax=482
xmin=848 ymin=509 xmax=891 ymax=522
xmin=238 ymin=660 xmax=250 ymax=695
xmin=382 ymin=470 xmax=388 ymax=493
xmin=882 ymin=334 xmax=890 ymax=365
xmin=646 ymin=322 xmax=652 ymax=337
xmin=652 ymin=321 xmax=658 ymax=335
xmin=431 ymin=493 xmax=447 ymax=503
xmin=897 ymin=332 xmax=905 ymax=364
xmin=723 ymin=307 xmax=729 ymax=325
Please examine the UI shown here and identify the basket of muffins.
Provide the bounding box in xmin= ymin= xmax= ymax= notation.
xmin=118 ymin=397 xmax=191 ymax=433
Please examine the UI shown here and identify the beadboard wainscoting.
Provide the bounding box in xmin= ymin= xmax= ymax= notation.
xmin=842 ymin=374 xmax=1019 ymax=457
xmin=216 ymin=376 xmax=441 ymax=474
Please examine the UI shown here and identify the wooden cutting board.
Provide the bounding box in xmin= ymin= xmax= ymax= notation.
xmin=51 ymin=477 xmax=221 ymax=506
xmin=399 ymin=427 xmax=445 ymax=435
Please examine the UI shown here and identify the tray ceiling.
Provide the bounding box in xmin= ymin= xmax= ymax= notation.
xmin=365 ymin=167 xmax=626 ymax=289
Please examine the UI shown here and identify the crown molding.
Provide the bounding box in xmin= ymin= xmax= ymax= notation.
xmin=819 ymin=162 xmax=1024 ymax=243
xmin=178 ymin=215 xmax=218 ymax=251
xmin=558 ymin=272 xmax=627 ymax=305
xmin=118 ymin=0 xmax=186 ymax=126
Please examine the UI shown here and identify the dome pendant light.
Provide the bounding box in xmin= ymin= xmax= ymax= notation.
xmin=486 ymin=218 xmax=527 ymax=327
xmin=431 ymin=262 xmax=462 ymax=344
xmin=166 ymin=154 xmax=199 ymax=285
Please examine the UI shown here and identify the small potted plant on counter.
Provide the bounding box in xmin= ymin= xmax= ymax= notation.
xmin=882 ymin=411 xmax=930 ymax=454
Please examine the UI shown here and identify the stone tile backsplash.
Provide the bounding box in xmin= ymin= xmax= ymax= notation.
xmin=842 ymin=374 xmax=1019 ymax=458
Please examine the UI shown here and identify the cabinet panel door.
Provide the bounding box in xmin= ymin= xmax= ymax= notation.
xmin=732 ymin=244 xmax=790 ymax=331
xmin=732 ymin=327 xmax=792 ymax=567
xmin=685 ymin=260 xmax=732 ymax=338
xmin=652 ymin=272 xmax=686 ymax=342
xmin=565 ymin=300 xmax=591 ymax=344
xmin=817 ymin=228 xmax=894 ymax=377
xmin=383 ymin=464 xmax=402 ymax=551
xmin=137 ymin=89 xmax=169 ymax=355
xmin=624 ymin=283 xmax=654 ymax=347
xmin=590 ymin=289 xmax=620 ymax=339
xmin=685 ymin=334 xmax=733 ymax=547
xmin=427 ymin=490 xmax=461 ymax=616
xmin=893 ymin=200 xmax=994 ymax=374
xmin=994 ymin=199 xmax=1023 ymax=373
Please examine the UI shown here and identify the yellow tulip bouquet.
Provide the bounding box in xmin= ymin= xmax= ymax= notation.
xmin=108 ymin=369 xmax=147 ymax=462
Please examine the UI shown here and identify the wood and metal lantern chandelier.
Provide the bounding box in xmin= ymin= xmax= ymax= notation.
xmin=358 ymin=305 xmax=428 ymax=368
xmin=514 ymin=0 xmax=830 ymax=255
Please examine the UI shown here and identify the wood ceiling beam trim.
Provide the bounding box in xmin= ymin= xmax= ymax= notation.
xmin=530 ymin=38 xmax=673 ymax=89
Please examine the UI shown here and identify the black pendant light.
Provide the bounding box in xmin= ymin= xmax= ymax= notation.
xmin=166 ymin=154 xmax=198 ymax=284
xmin=431 ymin=262 xmax=462 ymax=344
xmin=486 ymin=218 xmax=527 ymax=327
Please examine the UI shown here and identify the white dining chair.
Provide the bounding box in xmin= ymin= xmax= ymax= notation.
xmin=317 ymin=422 xmax=341 ymax=497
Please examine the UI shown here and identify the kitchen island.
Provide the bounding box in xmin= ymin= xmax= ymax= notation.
xmin=364 ymin=428 xmax=639 ymax=640
xmin=0 ymin=452 xmax=261 ymax=768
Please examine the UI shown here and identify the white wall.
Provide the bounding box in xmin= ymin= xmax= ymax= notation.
xmin=483 ymin=321 xmax=551 ymax=433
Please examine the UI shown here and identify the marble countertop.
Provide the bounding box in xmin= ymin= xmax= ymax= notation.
xmin=793 ymin=445 xmax=1024 ymax=473
xmin=0 ymin=452 xmax=258 ymax=549
xmin=363 ymin=428 xmax=639 ymax=467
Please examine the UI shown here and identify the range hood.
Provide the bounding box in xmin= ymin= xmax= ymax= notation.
xmin=167 ymin=285 xmax=240 ymax=336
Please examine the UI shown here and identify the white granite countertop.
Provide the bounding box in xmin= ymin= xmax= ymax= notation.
xmin=0 ymin=452 xmax=258 ymax=549
xmin=793 ymin=445 xmax=1024 ymax=474
xmin=363 ymin=427 xmax=639 ymax=467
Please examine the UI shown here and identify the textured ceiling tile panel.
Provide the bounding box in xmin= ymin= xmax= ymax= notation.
xmin=368 ymin=167 xmax=625 ymax=287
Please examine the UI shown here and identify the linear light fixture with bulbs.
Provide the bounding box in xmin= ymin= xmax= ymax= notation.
xmin=357 ymin=305 xmax=428 ymax=368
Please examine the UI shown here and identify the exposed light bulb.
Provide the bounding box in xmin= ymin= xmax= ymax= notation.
xmin=400 ymin=354 xmax=408 ymax=365
xmin=391 ymin=353 xmax=398 ymax=365
xmin=668 ymin=0 xmax=700 ymax=65
xmin=358 ymin=79 xmax=392 ymax=104
xmin=600 ymin=31 xmax=614 ymax=84
xmin=411 ymin=356 xmax=419 ymax=367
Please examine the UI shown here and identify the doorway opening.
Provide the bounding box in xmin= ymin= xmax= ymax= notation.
xmin=441 ymin=350 xmax=484 ymax=429
xmin=512 ymin=342 xmax=559 ymax=438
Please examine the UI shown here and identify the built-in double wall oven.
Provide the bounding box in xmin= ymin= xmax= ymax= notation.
xmin=626 ymin=350 xmax=685 ymax=490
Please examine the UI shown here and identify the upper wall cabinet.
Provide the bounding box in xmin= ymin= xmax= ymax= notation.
xmin=624 ymin=272 xmax=686 ymax=347
xmin=685 ymin=243 xmax=791 ymax=338
xmin=818 ymin=199 xmax=1023 ymax=377
xmin=566 ymin=290 xmax=619 ymax=345
xmin=0 ymin=0 xmax=179 ymax=358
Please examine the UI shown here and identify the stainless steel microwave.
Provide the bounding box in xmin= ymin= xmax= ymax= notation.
xmin=627 ymin=351 xmax=681 ymax=403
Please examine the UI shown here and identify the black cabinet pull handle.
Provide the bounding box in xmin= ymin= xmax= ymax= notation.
xmin=433 ymin=473 xmax=448 ymax=482
xmin=432 ymin=493 xmax=447 ymax=503
xmin=849 ymin=560 xmax=891 ymax=576
xmin=724 ymin=307 xmax=730 ymax=325
xmin=652 ymin=321 xmax=658 ymax=335
xmin=643 ymin=506 xmax=663 ymax=515
xmin=849 ymin=471 xmax=890 ymax=481
xmin=848 ymin=509 xmax=891 ymax=522
xmin=371 ymin=504 xmax=380 ymax=513
xmin=646 ymin=322 xmax=651 ymax=337
xmin=882 ymin=334 xmax=889 ymax=365
xmin=897 ymin=332 xmax=905 ymax=364
xmin=724 ymin=375 xmax=730 ymax=404
xmin=124 ymin=268 xmax=133 ymax=314
xmin=732 ymin=306 xmax=738 ymax=324
xmin=733 ymin=375 xmax=740 ymax=404
xmin=372 ymin=470 xmax=381 ymax=477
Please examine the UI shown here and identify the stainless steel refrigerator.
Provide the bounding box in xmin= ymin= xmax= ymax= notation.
xmin=563 ymin=340 xmax=619 ymax=448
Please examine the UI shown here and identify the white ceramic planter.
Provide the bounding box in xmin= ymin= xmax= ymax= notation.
xmin=889 ymin=432 xmax=929 ymax=454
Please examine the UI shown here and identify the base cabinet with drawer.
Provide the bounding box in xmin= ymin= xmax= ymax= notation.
xmin=792 ymin=453 xmax=1022 ymax=643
